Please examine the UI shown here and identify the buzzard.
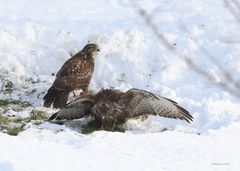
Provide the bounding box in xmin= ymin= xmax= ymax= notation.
xmin=49 ymin=88 xmax=193 ymax=131
xmin=43 ymin=43 xmax=100 ymax=108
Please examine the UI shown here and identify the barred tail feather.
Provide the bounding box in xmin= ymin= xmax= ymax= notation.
xmin=175 ymin=105 xmax=193 ymax=123
xmin=53 ymin=92 xmax=69 ymax=108
xmin=43 ymin=86 xmax=69 ymax=108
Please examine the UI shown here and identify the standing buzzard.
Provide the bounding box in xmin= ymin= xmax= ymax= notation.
xmin=43 ymin=43 xmax=100 ymax=108
xmin=49 ymin=88 xmax=193 ymax=131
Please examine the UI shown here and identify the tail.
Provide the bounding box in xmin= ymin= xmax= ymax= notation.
xmin=175 ymin=104 xmax=193 ymax=123
xmin=48 ymin=112 xmax=58 ymax=120
xmin=43 ymin=86 xmax=69 ymax=108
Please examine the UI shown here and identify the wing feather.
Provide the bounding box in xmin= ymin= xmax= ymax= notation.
xmin=119 ymin=88 xmax=193 ymax=123
xmin=49 ymin=96 xmax=95 ymax=120
xmin=53 ymin=53 xmax=94 ymax=90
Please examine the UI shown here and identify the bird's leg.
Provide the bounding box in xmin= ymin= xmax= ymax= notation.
xmin=73 ymin=91 xmax=76 ymax=97
xmin=100 ymin=122 xmax=104 ymax=130
xmin=81 ymin=85 xmax=89 ymax=96
xmin=100 ymin=116 xmax=105 ymax=130
xmin=141 ymin=115 xmax=149 ymax=121
xmin=111 ymin=121 xmax=116 ymax=131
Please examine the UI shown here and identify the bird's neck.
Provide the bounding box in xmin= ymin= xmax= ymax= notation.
xmin=87 ymin=51 xmax=97 ymax=60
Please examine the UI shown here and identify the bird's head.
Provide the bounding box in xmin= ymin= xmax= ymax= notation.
xmin=91 ymin=101 xmax=126 ymax=131
xmin=90 ymin=88 xmax=126 ymax=130
xmin=82 ymin=43 xmax=100 ymax=58
xmin=92 ymin=101 xmax=114 ymax=120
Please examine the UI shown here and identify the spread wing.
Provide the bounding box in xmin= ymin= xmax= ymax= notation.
xmin=119 ymin=88 xmax=193 ymax=123
xmin=48 ymin=95 xmax=95 ymax=120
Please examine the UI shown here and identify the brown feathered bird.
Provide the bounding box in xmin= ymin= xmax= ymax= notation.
xmin=43 ymin=44 xmax=100 ymax=108
xmin=49 ymin=88 xmax=193 ymax=131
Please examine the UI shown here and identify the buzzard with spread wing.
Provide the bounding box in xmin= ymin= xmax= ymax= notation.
xmin=43 ymin=43 xmax=100 ymax=108
xmin=49 ymin=88 xmax=193 ymax=130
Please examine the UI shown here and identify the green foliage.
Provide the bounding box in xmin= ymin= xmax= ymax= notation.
xmin=81 ymin=120 xmax=101 ymax=134
xmin=30 ymin=110 xmax=48 ymax=120
xmin=81 ymin=120 xmax=125 ymax=134
xmin=0 ymin=99 xmax=9 ymax=107
xmin=6 ymin=126 xmax=24 ymax=136
xmin=0 ymin=107 xmax=48 ymax=136
xmin=0 ymin=115 xmax=10 ymax=125
xmin=12 ymin=117 xmax=24 ymax=123
xmin=0 ymin=99 xmax=31 ymax=108
xmin=0 ymin=115 xmax=25 ymax=136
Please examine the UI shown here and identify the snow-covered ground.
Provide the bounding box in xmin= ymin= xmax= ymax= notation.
xmin=0 ymin=0 xmax=240 ymax=170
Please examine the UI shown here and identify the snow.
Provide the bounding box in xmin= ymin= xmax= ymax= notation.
xmin=1 ymin=124 xmax=240 ymax=171
xmin=0 ymin=0 xmax=240 ymax=170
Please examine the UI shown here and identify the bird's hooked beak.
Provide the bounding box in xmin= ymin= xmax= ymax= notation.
xmin=92 ymin=48 xmax=100 ymax=60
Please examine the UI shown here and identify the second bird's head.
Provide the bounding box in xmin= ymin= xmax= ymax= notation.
xmin=82 ymin=43 xmax=100 ymax=58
